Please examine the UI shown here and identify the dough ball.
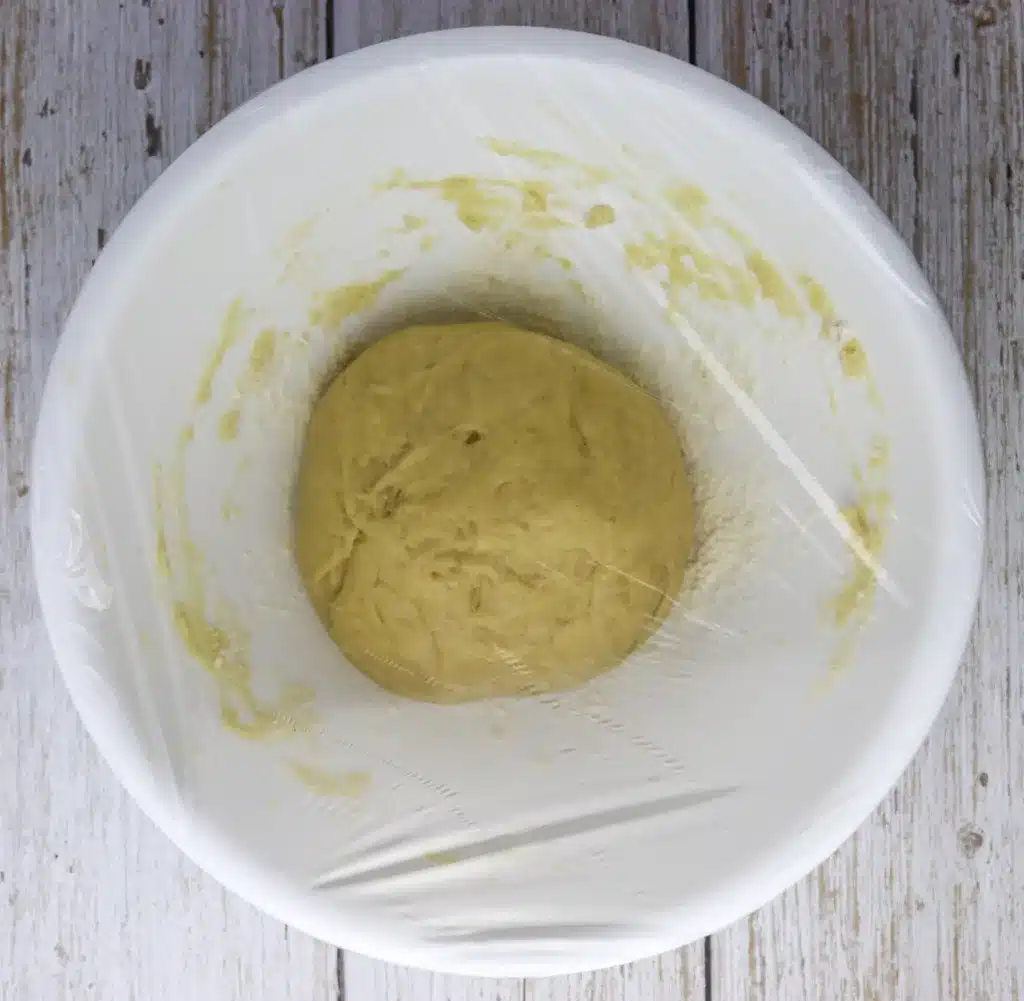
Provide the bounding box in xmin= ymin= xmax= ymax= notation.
xmin=294 ymin=321 xmax=694 ymax=703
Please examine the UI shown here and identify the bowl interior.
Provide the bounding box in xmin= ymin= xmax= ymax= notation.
xmin=34 ymin=31 xmax=984 ymax=976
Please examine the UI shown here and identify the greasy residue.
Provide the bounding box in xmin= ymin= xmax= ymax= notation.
xmin=195 ymin=298 xmax=245 ymax=405
xmin=485 ymin=137 xmax=613 ymax=182
xmin=156 ymin=436 xmax=313 ymax=739
xmin=839 ymin=337 xmax=868 ymax=378
xmin=309 ymin=269 xmax=405 ymax=328
xmin=380 ymin=171 xmax=566 ymax=233
xmin=584 ymin=203 xmax=616 ymax=228
xmin=798 ymin=274 xmax=838 ymax=339
xmin=213 ymin=327 xmax=280 ymax=442
xmin=423 ymin=850 xmax=460 ymax=867
xmin=398 ymin=214 xmax=426 ymax=233
xmin=663 ymin=183 xmax=710 ymax=224
xmin=828 ymin=434 xmax=892 ymax=674
xmin=831 ymin=492 xmax=889 ymax=629
xmin=218 ymin=408 xmax=241 ymax=440
xmin=154 ymin=471 xmax=171 ymax=578
xmin=156 ymin=306 xmax=313 ymax=739
xmin=289 ymin=761 xmax=371 ymax=797
xmin=625 ymin=233 xmax=758 ymax=306
xmin=247 ymin=327 xmax=277 ymax=380
xmin=745 ymin=250 xmax=805 ymax=319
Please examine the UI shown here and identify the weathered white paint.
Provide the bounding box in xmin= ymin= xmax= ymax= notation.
xmin=344 ymin=954 xmax=526 ymax=1001
xmin=696 ymin=1 xmax=1024 ymax=998
xmin=525 ymin=952 xmax=707 ymax=1001
xmin=0 ymin=2 xmax=334 ymax=1000
xmin=344 ymin=948 xmax=707 ymax=1001
xmin=4 ymin=0 xmax=1020 ymax=998
xmin=331 ymin=0 xmax=690 ymax=56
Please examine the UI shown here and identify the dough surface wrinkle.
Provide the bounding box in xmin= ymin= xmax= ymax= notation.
xmin=295 ymin=321 xmax=694 ymax=703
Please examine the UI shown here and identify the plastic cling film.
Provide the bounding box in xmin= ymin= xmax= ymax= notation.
xmin=33 ymin=33 xmax=985 ymax=977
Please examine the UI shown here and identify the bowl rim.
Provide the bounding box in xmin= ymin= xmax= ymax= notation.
xmin=32 ymin=25 xmax=986 ymax=977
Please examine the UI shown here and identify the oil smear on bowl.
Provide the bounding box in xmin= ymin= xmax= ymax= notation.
xmin=154 ymin=303 xmax=314 ymax=742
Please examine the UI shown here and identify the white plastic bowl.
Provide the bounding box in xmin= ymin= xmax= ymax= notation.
xmin=33 ymin=28 xmax=984 ymax=976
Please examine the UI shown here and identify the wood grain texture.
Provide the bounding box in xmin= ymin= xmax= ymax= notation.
xmin=334 ymin=3 xmax=707 ymax=999
xmin=345 ymin=947 xmax=708 ymax=1001
xmin=0 ymin=3 xmax=334 ymax=1000
xmin=526 ymin=951 xmax=706 ymax=1001
xmin=345 ymin=946 xmax=708 ymax=1001
xmin=344 ymin=953 xmax=526 ymax=1001
xmin=332 ymin=0 xmax=689 ymax=58
xmin=7 ymin=0 xmax=1018 ymax=997
xmin=696 ymin=1 xmax=1024 ymax=998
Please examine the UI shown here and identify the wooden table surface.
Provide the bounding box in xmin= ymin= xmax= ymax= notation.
xmin=1 ymin=1 xmax=1021 ymax=998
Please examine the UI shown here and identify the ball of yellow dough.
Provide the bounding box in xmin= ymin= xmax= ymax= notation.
xmin=294 ymin=321 xmax=694 ymax=703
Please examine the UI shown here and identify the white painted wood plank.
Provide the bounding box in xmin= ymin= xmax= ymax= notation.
xmin=345 ymin=950 xmax=708 ymax=1001
xmin=344 ymin=953 xmax=525 ymax=1001
xmin=696 ymin=2 xmax=1024 ymax=998
xmin=0 ymin=2 xmax=334 ymax=1000
xmin=332 ymin=0 xmax=690 ymax=59
xmin=526 ymin=950 xmax=707 ymax=1001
